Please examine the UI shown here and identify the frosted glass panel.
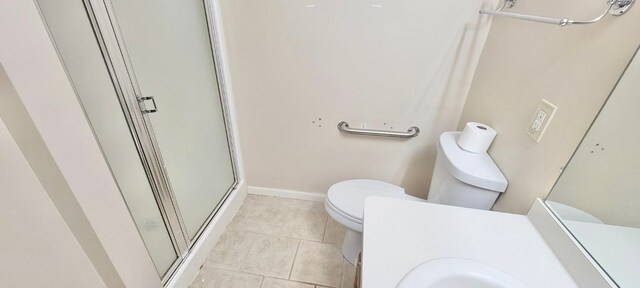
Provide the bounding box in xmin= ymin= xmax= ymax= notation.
xmin=111 ymin=0 xmax=236 ymax=239
xmin=35 ymin=0 xmax=178 ymax=275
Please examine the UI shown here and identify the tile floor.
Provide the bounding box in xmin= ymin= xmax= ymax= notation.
xmin=190 ymin=195 xmax=355 ymax=288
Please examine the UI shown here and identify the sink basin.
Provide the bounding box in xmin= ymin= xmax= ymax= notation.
xmin=396 ymin=258 xmax=528 ymax=288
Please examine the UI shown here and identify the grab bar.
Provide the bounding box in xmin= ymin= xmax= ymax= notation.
xmin=480 ymin=0 xmax=635 ymax=27
xmin=337 ymin=121 xmax=420 ymax=138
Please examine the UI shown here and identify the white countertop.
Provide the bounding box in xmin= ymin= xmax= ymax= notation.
xmin=362 ymin=197 xmax=577 ymax=288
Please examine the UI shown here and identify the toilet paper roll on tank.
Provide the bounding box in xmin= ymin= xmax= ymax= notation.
xmin=457 ymin=122 xmax=497 ymax=154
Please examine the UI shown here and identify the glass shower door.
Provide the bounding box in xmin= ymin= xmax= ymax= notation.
xmin=35 ymin=0 xmax=180 ymax=276
xmin=42 ymin=0 xmax=236 ymax=280
xmin=78 ymin=0 xmax=237 ymax=280
xmin=108 ymin=0 xmax=236 ymax=240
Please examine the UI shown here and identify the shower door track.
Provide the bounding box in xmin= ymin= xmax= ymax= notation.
xmin=82 ymin=0 xmax=241 ymax=284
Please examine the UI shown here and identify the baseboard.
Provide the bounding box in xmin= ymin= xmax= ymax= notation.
xmin=166 ymin=181 xmax=247 ymax=288
xmin=247 ymin=186 xmax=326 ymax=202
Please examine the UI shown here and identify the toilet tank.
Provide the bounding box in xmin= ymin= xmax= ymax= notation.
xmin=427 ymin=132 xmax=508 ymax=210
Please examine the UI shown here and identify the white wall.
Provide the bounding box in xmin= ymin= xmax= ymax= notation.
xmin=459 ymin=0 xmax=640 ymax=213
xmin=221 ymin=0 xmax=498 ymax=197
xmin=0 ymin=65 xmax=106 ymax=288
xmin=548 ymin=51 xmax=640 ymax=228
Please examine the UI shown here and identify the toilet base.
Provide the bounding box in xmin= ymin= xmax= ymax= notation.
xmin=342 ymin=230 xmax=363 ymax=265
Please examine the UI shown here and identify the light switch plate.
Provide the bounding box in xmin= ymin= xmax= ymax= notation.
xmin=528 ymin=99 xmax=557 ymax=143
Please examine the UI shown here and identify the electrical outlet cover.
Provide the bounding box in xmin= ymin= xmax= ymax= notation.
xmin=528 ymin=99 xmax=557 ymax=143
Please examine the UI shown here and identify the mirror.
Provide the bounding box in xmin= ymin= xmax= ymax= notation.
xmin=545 ymin=47 xmax=640 ymax=287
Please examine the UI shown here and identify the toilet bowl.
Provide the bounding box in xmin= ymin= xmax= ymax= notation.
xmin=326 ymin=131 xmax=508 ymax=264
xmin=325 ymin=180 xmax=424 ymax=263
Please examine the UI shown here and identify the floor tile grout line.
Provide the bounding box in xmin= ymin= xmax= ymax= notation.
xmin=212 ymin=267 xmax=318 ymax=287
xmin=258 ymin=275 xmax=265 ymax=288
xmin=289 ymin=239 xmax=343 ymax=288
xmin=322 ymin=215 xmax=330 ymax=243
xmin=199 ymin=196 xmax=343 ymax=287
xmin=194 ymin=267 xmax=266 ymax=287
xmin=234 ymin=228 xmax=303 ymax=280
xmin=289 ymin=276 xmax=331 ymax=288
xmin=227 ymin=215 xmax=332 ymax=244
xmin=339 ymin=259 xmax=343 ymax=288
xmin=237 ymin=229 xmax=258 ymax=272
xmin=265 ymin=278 xmax=319 ymax=288
xmin=339 ymin=258 xmax=346 ymax=288
xmin=214 ymin=267 xmax=280 ymax=281
xmin=320 ymin=214 xmax=329 ymax=242
xmin=227 ymin=227 xmax=330 ymax=244
xmin=288 ymin=240 xmax=301 ymax=280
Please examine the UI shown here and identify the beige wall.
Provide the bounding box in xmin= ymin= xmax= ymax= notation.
xmin=459 ymin=0 xmax=640 ymax=214
xmin=0 ymin=66 xmax=106 ymax=288
xmin=222 ymin=0 xmax=498 ymax=197
xmin=548 ymin=51 xmax=640 ymax=227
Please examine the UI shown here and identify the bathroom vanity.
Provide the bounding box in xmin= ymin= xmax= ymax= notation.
xmin=361 ymin=43 xmax=640 ymax=288
xmin=362 ymin=197 xmax=577 ymax=287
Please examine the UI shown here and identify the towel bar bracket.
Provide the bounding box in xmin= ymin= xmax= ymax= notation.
xmin=503 ymin=0 xmax=516 ymax=10
xmin=609 ymin=0 xmax=635 ymax=15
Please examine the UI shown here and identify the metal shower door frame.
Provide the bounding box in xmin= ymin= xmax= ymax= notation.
xmin=82 ymin=0 xmax=240 ymax=283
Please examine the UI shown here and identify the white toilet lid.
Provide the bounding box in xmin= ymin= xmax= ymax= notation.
xmin=327 ymin=179 xmax=405 ymax=221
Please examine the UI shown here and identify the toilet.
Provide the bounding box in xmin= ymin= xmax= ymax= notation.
xmin=325 ymin=131 xmax=508 ymax=264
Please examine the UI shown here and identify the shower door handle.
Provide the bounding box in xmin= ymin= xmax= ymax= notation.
xmin=138 ymin=95 xmax=158 ymax=114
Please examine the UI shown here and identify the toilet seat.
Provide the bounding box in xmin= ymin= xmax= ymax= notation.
xmin=325 ymin=179 xmax=426 ymax=264
xmin=325 ymin=179 xmax=406 ymax=231
xmin=325 ymin=200 xmax=364 ymax=232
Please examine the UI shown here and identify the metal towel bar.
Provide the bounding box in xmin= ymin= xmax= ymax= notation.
xmin=480 ymin=0 xmax=634 ymax=27
xmin=337 ymin=121 xmax=420 ymax=139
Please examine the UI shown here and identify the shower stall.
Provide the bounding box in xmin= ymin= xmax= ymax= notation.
xmin=36 ymin=0 xmax=237 ymax=283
